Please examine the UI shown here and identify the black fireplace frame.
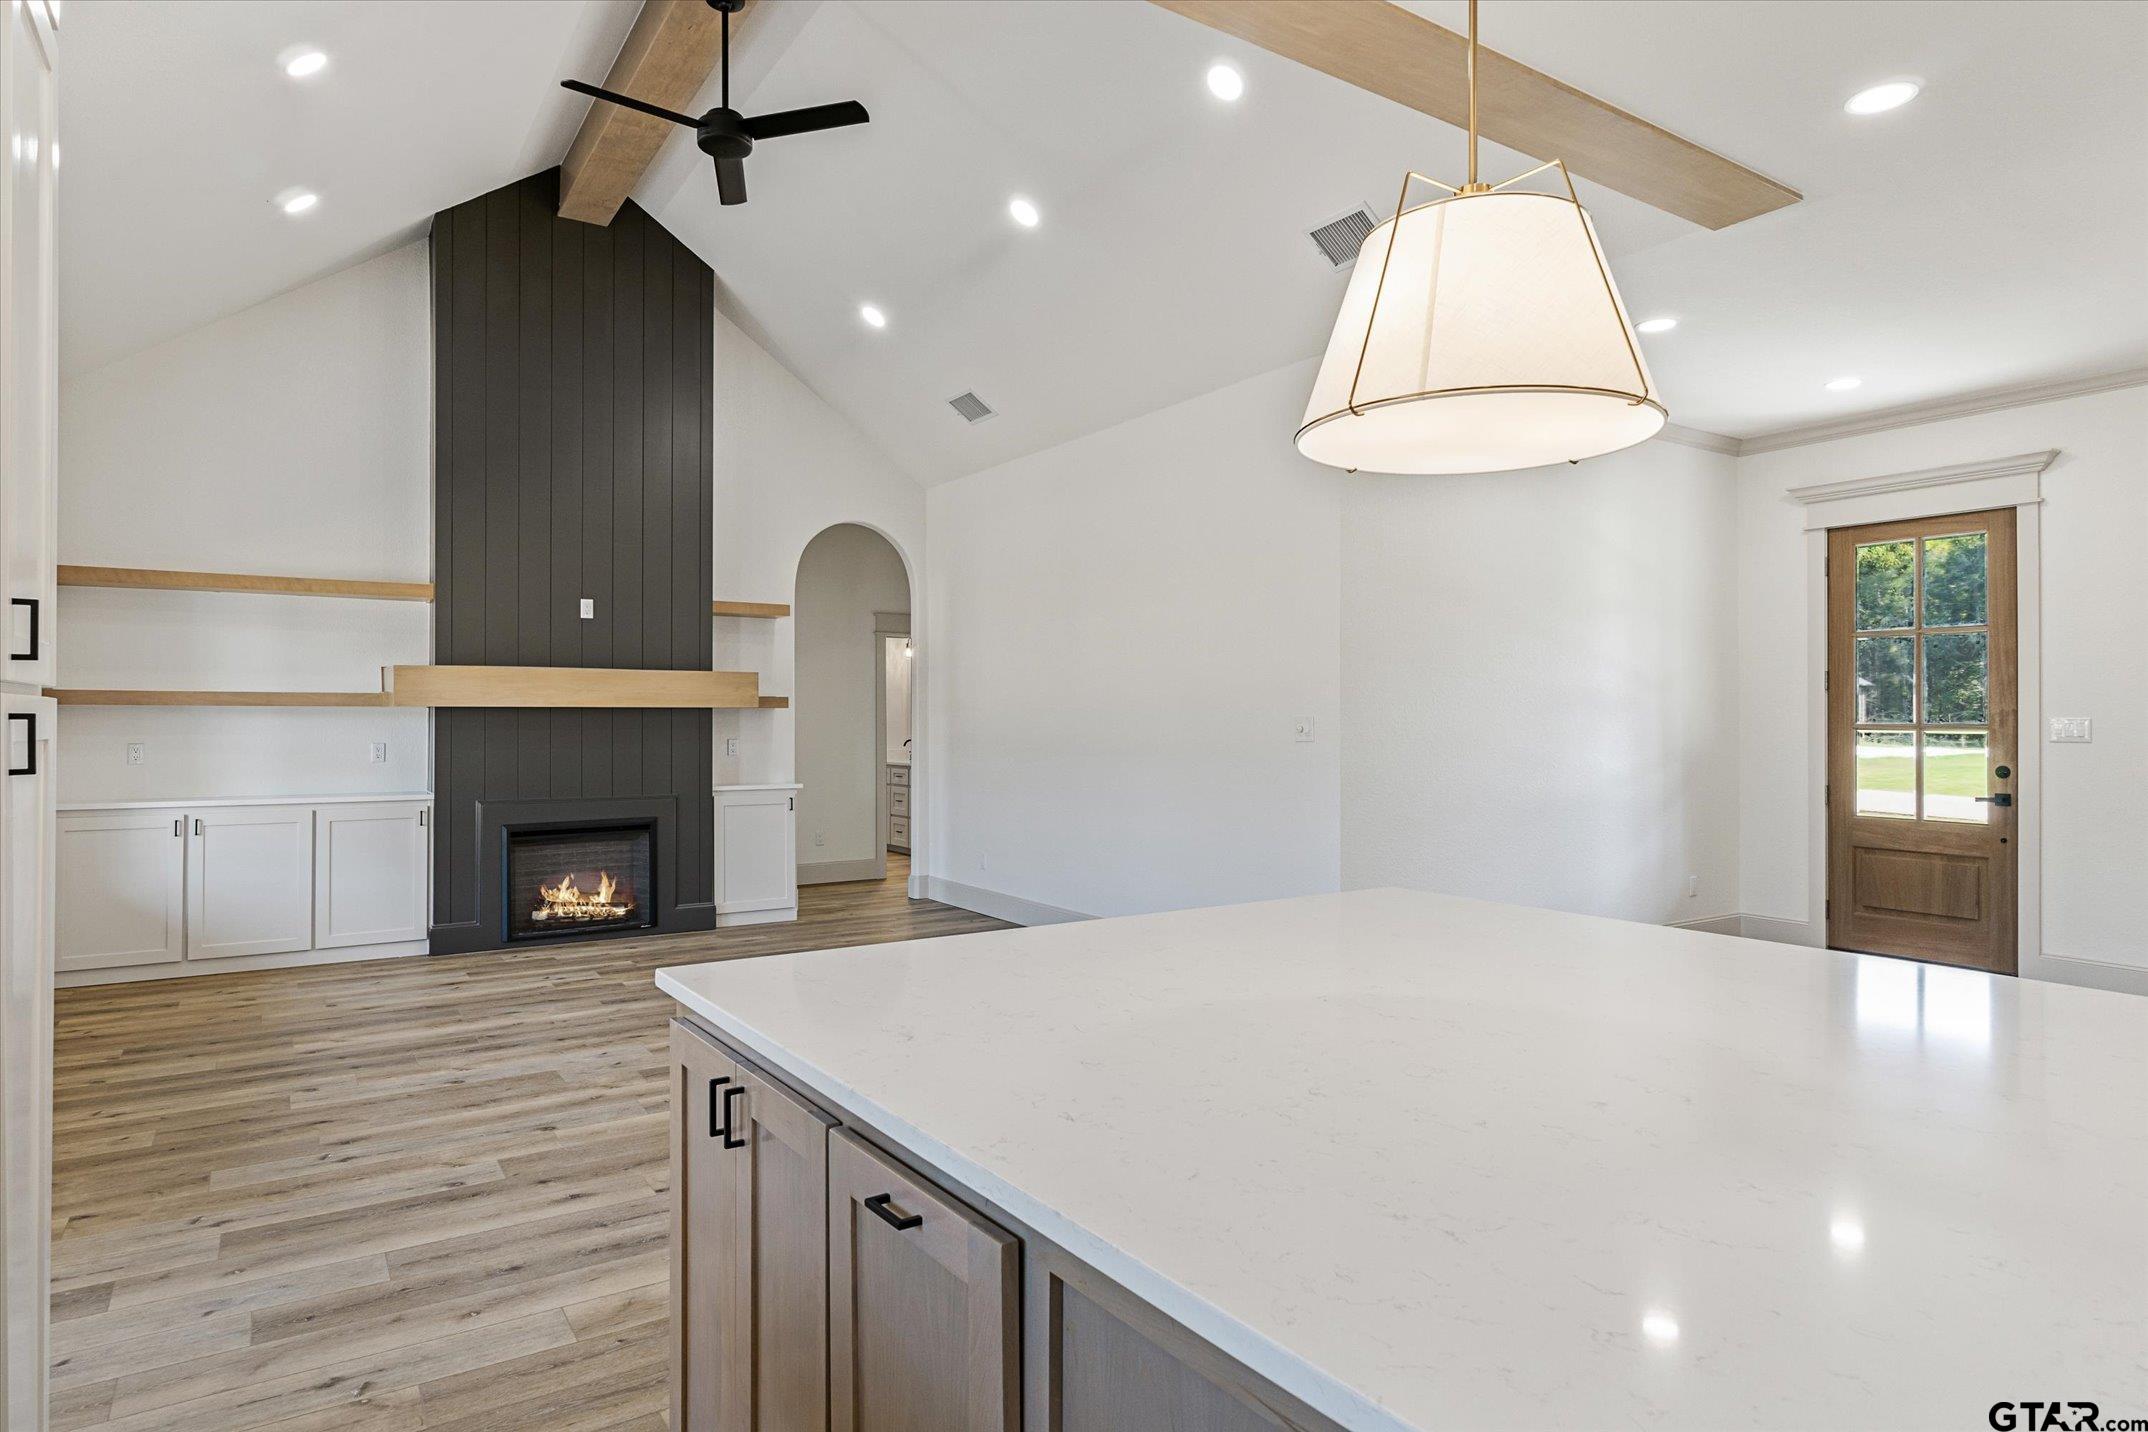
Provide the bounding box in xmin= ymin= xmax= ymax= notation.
xmin=432 ymin=794 xmax=701 ymax=955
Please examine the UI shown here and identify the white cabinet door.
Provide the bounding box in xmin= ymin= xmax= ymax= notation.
xmin=714 ymin=787 xmax=797 ymax=916
xmin=314 ymin=802 xmax=428 ymax=949
xmin=0 ymin=692 xmax=53 ymax=1432
xmin=0 ymin=0 xmax=59 ymax=690
xmin=56 ymin=808 xmax=185 ymax=971
xmin=187 ymin=806 xmax=314 ymax=960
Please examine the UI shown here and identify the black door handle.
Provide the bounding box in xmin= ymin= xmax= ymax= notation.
xmin=6 ymin=711 xmax=33 ymax=777
xmin=709 ymin=1077 xmax=747 ymax=1148
xmin=863 ymin=1193 xmax=922 ymax=1230
xmin=9 ymin=598 xmax=37 ymax=662
xmin=1975 ymin=793 xmax=2014 ymax=807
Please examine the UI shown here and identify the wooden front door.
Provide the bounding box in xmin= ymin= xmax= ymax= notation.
xmin=1827 ymin=509 xmax=2017 ymax=973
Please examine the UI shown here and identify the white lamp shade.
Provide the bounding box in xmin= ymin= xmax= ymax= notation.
xmin=1297 ymin=189 xmax=1664 ymax=475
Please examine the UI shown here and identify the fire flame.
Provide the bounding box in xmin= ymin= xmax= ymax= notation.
xmin=533 ymin=870 xmax=633 ymax=923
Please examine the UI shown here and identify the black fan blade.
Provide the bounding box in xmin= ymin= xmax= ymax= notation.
xmin=714 ymin=156 xmax=748 ymax=206
xmin=741 ymin=100 xmax=869 ymax=141
xmin=561 ymin=79 xmax=701 ymax=129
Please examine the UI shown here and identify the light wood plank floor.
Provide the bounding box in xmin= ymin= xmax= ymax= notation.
xmin=49 ymin=856 xmax=1008 ymax=1431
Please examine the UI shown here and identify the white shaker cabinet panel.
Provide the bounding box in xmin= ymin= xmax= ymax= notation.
xmin=714 ymin=785 xmax=799 ymax=926
xmin=314 ymin=802 xmax=429 ymax=949
xmin=57 ymin=809 xmax=185 ymax=971
xmin=187 ymin=806 xmax=315 ymax=960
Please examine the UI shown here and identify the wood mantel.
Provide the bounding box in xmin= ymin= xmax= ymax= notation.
xmin=383 ymin=665 xmax=759 ymax=709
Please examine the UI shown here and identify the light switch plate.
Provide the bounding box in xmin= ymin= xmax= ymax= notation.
xmin=579 ymin=598 xmax=594 ymax=619
xmin=2048 ymin=716 xmax=2092 ymax=743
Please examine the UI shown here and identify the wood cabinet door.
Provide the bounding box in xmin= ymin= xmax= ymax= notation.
xmin=671 ymin=1018 xmax=833 ymax=1432
xmin=828 ymin=1128 xmax=1018 ymax=1432
xmin=313 ymin=802 xmax=428 ymax=948
xmin=56 ymin=809 xmax=185 ymax=970
xmin=187 ymin=806 xmax=315 ymax=959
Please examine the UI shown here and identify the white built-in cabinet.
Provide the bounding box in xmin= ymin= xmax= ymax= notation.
xmin=0 ymin=2 xmax=59 ymax=1425
xmin=713 ymin=783 xmax=799 ymax=926
xmin=58 ymin=798 xmax=431 ymax=979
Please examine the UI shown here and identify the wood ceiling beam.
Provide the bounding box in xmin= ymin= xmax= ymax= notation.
xmin=1149 ymin=0 xmax=1798 ymax=230
xmin=559 ymin=0 xmax=753 ymax=226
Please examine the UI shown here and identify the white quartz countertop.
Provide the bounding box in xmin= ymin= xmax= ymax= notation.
xmin=58 ymin=792 xmax=432 ymax=812
xmin=655 ymin=888 xmax=2148 ymax=1431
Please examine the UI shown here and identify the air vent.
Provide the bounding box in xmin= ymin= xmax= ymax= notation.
xmin=947 ymin=391 xmax=996 ymax=424
xmin=1308 ymin=206 xmax=1378 ymax=269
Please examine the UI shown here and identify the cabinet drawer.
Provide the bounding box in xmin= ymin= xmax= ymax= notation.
xmin=888 ymin=786 xmax=910 ymax=816
xmin=829 ymin=1129 xmax=1018 ymax=1431
xmin=886 ymin=764 xmax=909 ymax=788
xmin=887 ymin=816 xmax=910 ymax=848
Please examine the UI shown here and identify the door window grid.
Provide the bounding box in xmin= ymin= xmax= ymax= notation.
xmin=1852 ymin=532 xmax=1991 ymax=823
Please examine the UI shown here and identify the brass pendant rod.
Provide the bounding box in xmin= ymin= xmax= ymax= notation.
xmin=1466 ymin=0 xmax=1479 ymax=187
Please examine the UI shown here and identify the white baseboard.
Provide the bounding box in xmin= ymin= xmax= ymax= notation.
xmin=2025 ymin=952 xmax=2148 ymax=999
xmin=798 ymin=858 xmax=885 ymax=886
xmin=923 ymin=877 xmax=1091 ymax=927
xmin=715 ymin=905 xmax=798 ymax=928
xmin=56 ymin=938 xmax=431 ymax=987
xmin=1735 ymin=914 xmax=1818 ymax=946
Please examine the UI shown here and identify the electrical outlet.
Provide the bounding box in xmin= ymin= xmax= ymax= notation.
xmin=579 ymin=598 xmax=594 ymax=620
xmin=1686 ymin=874 xmax=1699 ymax=900
xmin=723 ymin=736 xmax=739 ymax=758
xmin=369 ymin=741 xmax=388 ymax=764
xmin=813 ymin=831 xmax=825 ymax=848
xmin=1293 ymin=716 xmax=1315 ymax=743
xmin=125 ymin=742 xmax=144 ymax=766
xmin=2049 ymin=716 xmax=2092 ymax=743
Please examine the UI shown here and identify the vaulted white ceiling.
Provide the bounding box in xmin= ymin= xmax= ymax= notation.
xmin=60 ymin=0 xmax=2148 ymax=485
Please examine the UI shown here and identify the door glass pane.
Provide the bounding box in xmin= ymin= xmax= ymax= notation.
xmin=1923 ymin=731 xmax=1989 ymax=824
xmin=1925 ymin=632 xmax=1988 ymax=723
xmin=1855 ymin=636 xmax=1915 ymax=723
xmin=1922 ymin=532 xmax=1987 ymax=627
xmin=1855 ymin=540 xmax=1915 ymax=630
xmin=1855 ymin=730 xmax=1915 ymax=817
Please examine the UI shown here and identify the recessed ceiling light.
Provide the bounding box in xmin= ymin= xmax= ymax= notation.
xmin=1830 ymin=1216 xmax=1866 ymax=1255
xmin=282 ymin=48 xmax=329 ymax=80
xmin=1641 ymin=1311 xmax=1680 ymax=1347
xmin=1206 ymin=63 xmax=1244 ymax=102
xmin=1007 ymin=196 xmax=1040 ymax=229
xmin=1845 ymin=80 xmax=1920 ymax=116
xmin=1825 ymin=375 xmax=1862 ymax=392
xmin=858 ymin=303 xmax=887 ymax=330
xmin=1635 ymin=316 xmax=1678 ymax=334
xmin=275 ymin=188 xmax=320 ymax=216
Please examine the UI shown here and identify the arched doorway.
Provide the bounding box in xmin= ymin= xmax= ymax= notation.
xmin=792 ymin=524 xmax=914 ymax=888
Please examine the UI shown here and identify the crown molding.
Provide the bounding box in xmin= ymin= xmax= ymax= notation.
xmin=1655 ymin=422 xmax=1741 ymax=456
xmin=1786 ymin=449 xmax=2058 ymax=507
xmin=1738 ymin=366 xmax=2148 ymax=458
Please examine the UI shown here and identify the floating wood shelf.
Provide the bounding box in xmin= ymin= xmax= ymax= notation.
xmin=48 ymin=689 xmax=388 ymax=707
xmin=59 ymin=565 xmax=435 ymax=602
xmin=757 ymin=696 xmax=789 ymax=709
xmin=383 ymin=665 xmax=759 ymax=709
xmin=711 ymin=600 xmax=790 ymax=618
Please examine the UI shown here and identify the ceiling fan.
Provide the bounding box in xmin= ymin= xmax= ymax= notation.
xmin=561 ymin=0 xmax=868 ymax=207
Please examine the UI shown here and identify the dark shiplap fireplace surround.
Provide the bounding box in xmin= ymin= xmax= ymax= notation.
xmin=427 ymin=168 xmax=716 ymax=953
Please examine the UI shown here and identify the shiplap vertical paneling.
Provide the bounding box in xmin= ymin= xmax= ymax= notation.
xmin=429 ymin=169 xmax=715 ymax=945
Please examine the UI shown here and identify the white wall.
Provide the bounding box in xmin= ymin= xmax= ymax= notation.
xmin=1342 ymin=440 xmax=1742 ymax=924
xmin=1737 ymin=385 xmax=2148 ymax=982
xmin=794 ymin=524 xmax=908 ymax=874
xmin=710 ymin=306 xmax=925 ymax=833
xmin=925 ymin=360 xmax=1343 ymax=919
xmin=56 ymin=244 xmax=432 ymax=802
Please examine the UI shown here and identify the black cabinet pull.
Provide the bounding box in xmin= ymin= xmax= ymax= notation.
xmin=6 ymin=712 xmax=33 ymax=777
xmin=9 ymin=598 xmax=36 ymax=662
xmin=863 ymin=1193 xmax=922 ymax=1231
xmin=709 ymin=1077 xmax=748 ymax=1148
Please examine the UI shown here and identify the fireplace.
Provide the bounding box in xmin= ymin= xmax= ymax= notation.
xmin=502 ymin=821 xmax=655 ymax=944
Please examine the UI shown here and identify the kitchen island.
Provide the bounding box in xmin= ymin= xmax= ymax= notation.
xmin=655 ymin=887 xmax=2148 ymax=1431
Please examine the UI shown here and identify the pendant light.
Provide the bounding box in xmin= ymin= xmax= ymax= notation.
xmin=1295 ymin=0 xmax=1666 ymax=475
